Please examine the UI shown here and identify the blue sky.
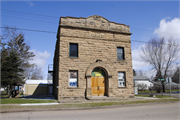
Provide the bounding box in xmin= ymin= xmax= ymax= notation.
xmin=1 ymin=1 xmax=179 ymax=79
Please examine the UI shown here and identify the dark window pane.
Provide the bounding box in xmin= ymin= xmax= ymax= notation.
xmin=70 ymin=43 xmax=78 ymax=57
xmin=117 ymin=47 xmax=124 ymax=60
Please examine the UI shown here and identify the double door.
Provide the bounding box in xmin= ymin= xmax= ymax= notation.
xmin=91 ymin=76 xmax=105 ymax=96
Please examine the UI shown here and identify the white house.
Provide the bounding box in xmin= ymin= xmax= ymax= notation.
xmin=133 ymin=76 xmax=153 ymax=90
xmin=23 ymin=80 xmax=53 ymax=95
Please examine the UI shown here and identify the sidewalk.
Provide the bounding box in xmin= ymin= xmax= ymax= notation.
xmin=1 ymin=96 xmax=178 ymax=113
xmin=0 ymin=96 xmax=162 ymax=106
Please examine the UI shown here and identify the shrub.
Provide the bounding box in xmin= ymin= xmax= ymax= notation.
xmin=152 ymin=84 xmax=162 ymax=93
xmin=135 ymin=83 xmax=147 ymax=91
xmin=19 ymin=91 xmax=23 ymax=95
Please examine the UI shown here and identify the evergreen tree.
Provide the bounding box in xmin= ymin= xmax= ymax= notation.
xmin=1 ymin=51 xmax=25 ymax=97
xmin=1 ymin=26 xmax=35 ymax=79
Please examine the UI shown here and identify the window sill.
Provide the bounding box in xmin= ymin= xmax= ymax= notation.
xmin=67 ymin=87 xmax=79 ymax=89
xmin=118 ymin=87 xmax=127 ymax=89
xmin=117 ymin=59 xmax=125 ymax=61
xmin=69 ymin=57 xmax=79 ymax=59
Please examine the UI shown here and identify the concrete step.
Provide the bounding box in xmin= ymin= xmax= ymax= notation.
xmin=89 ymin=96 xmax=117 ymax=100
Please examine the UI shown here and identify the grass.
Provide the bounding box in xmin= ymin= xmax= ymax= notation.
xmin=138 ymin=89 xmax=179 ymax=94
xmin=1 ymin=98 xmax=179 ymax=112
xmin=1 ymin=91 xmax=57 ymax=104
xmin=1 ymin=90 xmax=179 ymax=112
xmin=1 ymin=98 xmax=58 ymax=104
xmin=136 ymin=94 xmax=173 ymax=98
xmin=165 ymin=89 xmax=179 ymax=93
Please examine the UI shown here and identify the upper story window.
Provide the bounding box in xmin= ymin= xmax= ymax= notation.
xmin=69 ymin=43 xmax=78 ymax=57
xmin=117 ymin=47 xmax=124 ymax=60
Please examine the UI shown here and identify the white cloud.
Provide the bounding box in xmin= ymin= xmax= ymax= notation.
xmin=29 ymin=49 xmax=51 ymax=69
xmin=27 ymin=1 xmax=34 ymax=7
xmin=154 ymin=17 xmax=180 ymax=40
xmin=132 ymin=45 xmax=149 ymax=70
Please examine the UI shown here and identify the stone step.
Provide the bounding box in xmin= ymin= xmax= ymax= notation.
xmin=89 ymin=96 xmax=117 ymax=100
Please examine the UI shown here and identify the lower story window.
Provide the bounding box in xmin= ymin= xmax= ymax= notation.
xmin=118 ymin=72 xmax=126 ymax=87
xmin=69 ymin=70 xmax=78 ymax=87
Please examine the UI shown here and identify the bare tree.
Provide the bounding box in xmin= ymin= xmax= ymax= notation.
xmin=133 ymin=69 xmax=136 ymax=76
xmin=24 ymin=64 xmax=44 ymax=80
xmin=139 ymin=37 xmax=180 ymax=92
xmin=172 ymin=66 xmax=180 ymax=84
xmin=136 ymin=69 xmax=146 ymax=76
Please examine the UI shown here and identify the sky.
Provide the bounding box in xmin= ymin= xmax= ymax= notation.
xmin=1 ymin=1 xmax=179 ymax=79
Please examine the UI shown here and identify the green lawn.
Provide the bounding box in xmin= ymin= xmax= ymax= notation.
xmin=1 ymin=98 xmax=58 ymax=104
xmin=1 ymin=91 xmax=57 ymax=104
xmin=136 ymin=95 xmax=173 ymax=98
xmin=138 ymin=89 xmax=179 ymax=94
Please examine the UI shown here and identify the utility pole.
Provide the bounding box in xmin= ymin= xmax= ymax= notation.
xmin=161 ymin=81 xmax=163 ymax=97
xmin=168 ymin=77 xmax=171 ymax=97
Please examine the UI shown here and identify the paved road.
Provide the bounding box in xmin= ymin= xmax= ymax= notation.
xmin=1 ymin=102 xmax=179 ymax=120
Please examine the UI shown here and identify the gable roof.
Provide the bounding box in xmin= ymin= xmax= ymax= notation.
xmin=25 ymin=80 xmax=52 ymax=84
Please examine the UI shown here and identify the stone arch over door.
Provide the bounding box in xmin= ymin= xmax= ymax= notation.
xmin=85 ymin=61 xmax=113 ymax=99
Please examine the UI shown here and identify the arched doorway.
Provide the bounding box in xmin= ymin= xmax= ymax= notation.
xmin=91 ymin=68 xmax=106 ymax=96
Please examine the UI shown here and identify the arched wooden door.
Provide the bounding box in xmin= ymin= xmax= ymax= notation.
xmin=91 ymin=68 xmax=105 ymax=96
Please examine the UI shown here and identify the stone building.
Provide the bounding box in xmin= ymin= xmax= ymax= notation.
xmin=53 ymin=15 xmax=134 ymax=101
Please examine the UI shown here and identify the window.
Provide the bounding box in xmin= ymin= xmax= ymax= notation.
xmin=69 ymin=43 xmax=78 ymax=57
xmin=118 ymin=72 xmax=126 ymax=87
xmin=69 ymin=70 xmax=78 ymax=87
xmin=117 ymin=47 xmax=124 ymax=60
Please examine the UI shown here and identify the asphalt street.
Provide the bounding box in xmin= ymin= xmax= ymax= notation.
xmin=1 ymin=102 xmax=179 ymax=120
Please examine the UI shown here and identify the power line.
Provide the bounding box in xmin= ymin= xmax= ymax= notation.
xmin=1 ymin=15 xmax=57 ymax=24
xmin=1 ymin=9 xmax=59 ymax=19
xmin=1 ymin=26 xmax=179 ymax=46
xmin=0 ymin=27 xmax=56 ymax=33
xmin=1 ymin=15 xmax=178 ymax=38
xmin=131 ymin=27 xmax=180 ymax=36
xmin=131 ymin=40 xmax=180 ymax=46
xmin=2 ymin=14 xmax=177 ymax=38
xmin=1 ymin=8 xmax=179 ymax=36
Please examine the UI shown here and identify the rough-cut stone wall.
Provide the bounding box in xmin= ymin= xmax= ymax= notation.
xmin=60 ymin=15 xmax=130 ymax=33
xmin=54 ymin=16 xmax=134 ymax=100
xmin=53 ymin=38 xmax=60 ymax=99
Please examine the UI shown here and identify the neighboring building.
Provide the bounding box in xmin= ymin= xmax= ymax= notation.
xmin=24 ymin=80 xmax=53 ymax=95
xmin=53 ymin=15 xmax=134 ymax=101
xmin=1 ymin=87 xmax=5 ymax=91
xmin=133 ymin=76 xmax=153 ymax=90
xmin=165 ymin=82 xmax=180 ymax=89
